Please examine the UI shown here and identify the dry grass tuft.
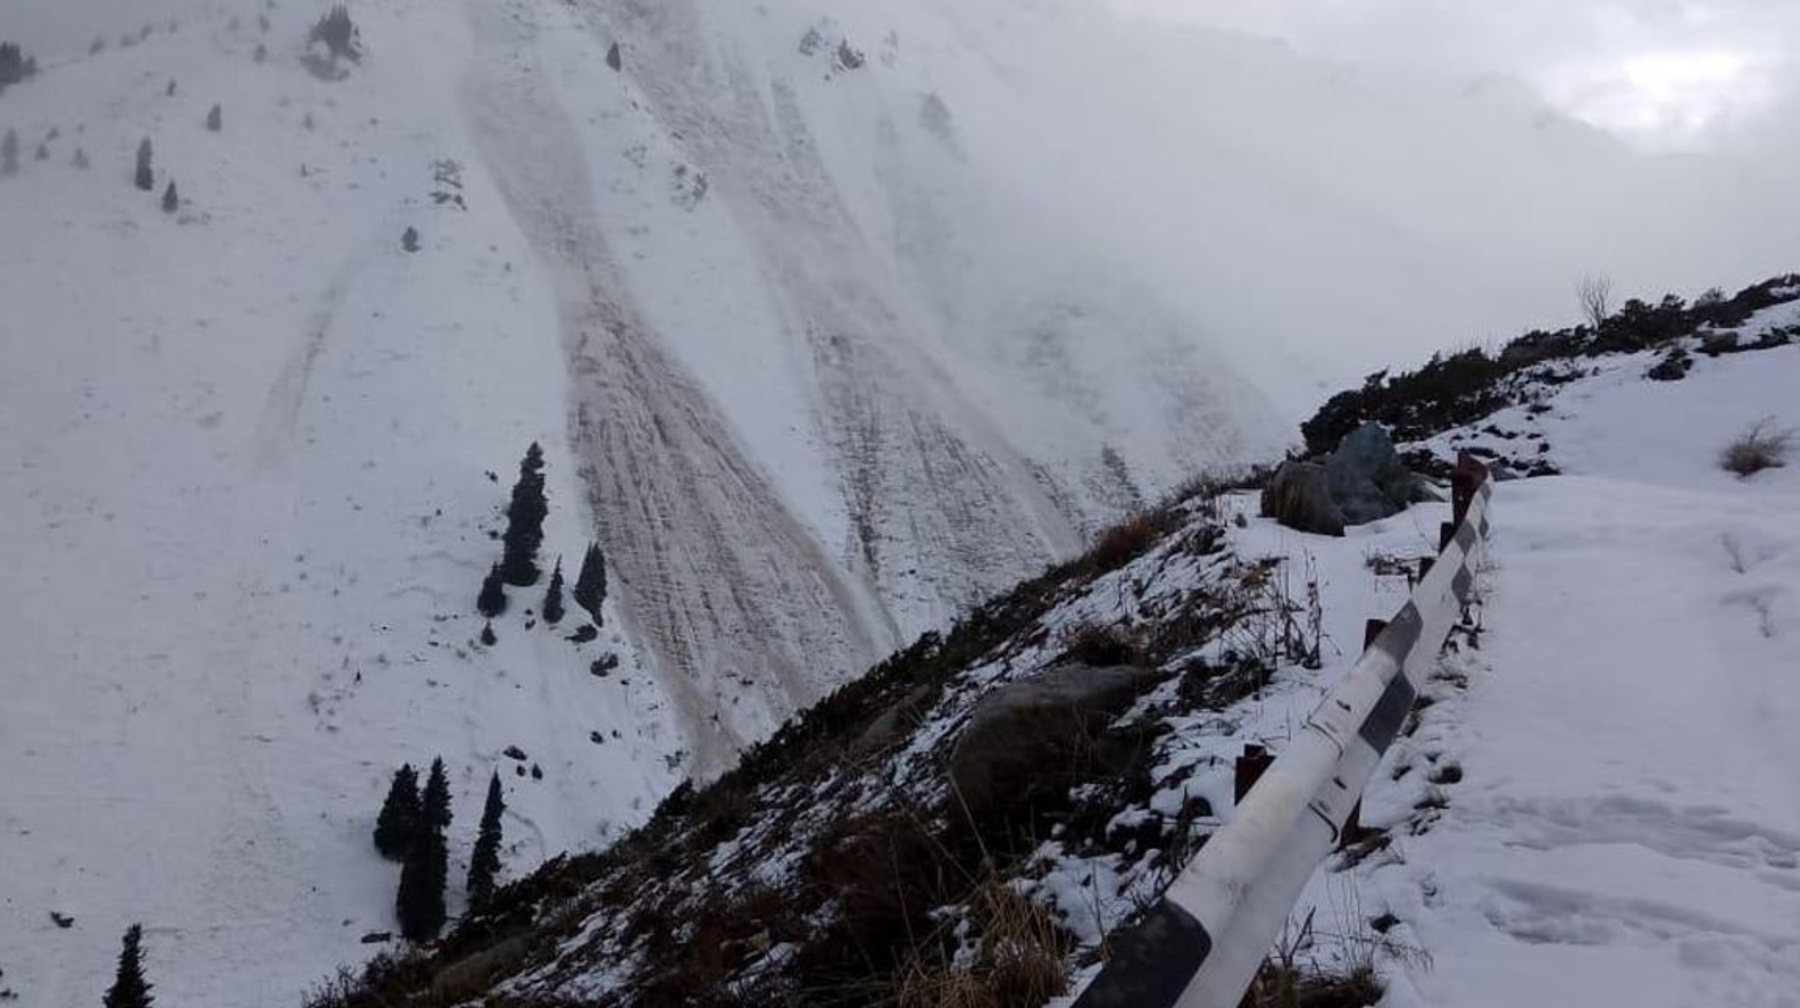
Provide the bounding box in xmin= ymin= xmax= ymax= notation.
xmin=1720 ymin=418 xmax=1794 ymax=478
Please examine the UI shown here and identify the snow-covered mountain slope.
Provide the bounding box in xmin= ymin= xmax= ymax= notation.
xmin=290 ymin=292 xmax=1800 ymax=1007
xmin=1 ymin=2 xmax=1291 ymax=1002
xmin=285 ymin=473 xmax=1461 ymax=1007
xmin=4 ymin=0 xmax=1800 ymax=1003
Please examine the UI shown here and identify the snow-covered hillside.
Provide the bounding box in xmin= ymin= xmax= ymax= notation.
xmin=1350 ymin=303 xmax=1800 ymax=1007
xmin=4 ymin=0 xmax=1800 ymax=1004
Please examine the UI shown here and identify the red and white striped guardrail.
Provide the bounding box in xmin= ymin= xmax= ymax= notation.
xmin=1073 ymin=454 xmax=1493 ymax=1008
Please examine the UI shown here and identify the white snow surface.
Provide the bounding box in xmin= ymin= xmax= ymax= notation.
xmin=1334 ymin=344 xmax=1800 ymax=1005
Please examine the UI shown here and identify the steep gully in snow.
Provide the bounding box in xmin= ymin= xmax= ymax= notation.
xmin=460 ymin=0 xmax=1096 ymax=773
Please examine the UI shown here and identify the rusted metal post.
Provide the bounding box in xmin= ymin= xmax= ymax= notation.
xmin=1452 ymin=452 xmax=1484 ymax=526
xmin=1235 ymin=743 xmax=1275 ymax=805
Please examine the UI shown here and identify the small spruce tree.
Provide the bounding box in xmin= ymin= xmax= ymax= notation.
xmin=0 ymin=128 xmax=18 ymax=176
xmin=72 ymin=146 xmax=91 ymax=170
xmin=0 ymin=43 xmax=32 ymax=90
xmin=161 ymin=180 xmax=179 ymax=213
xmin=572 ymin=542 xmax=607 ymax=620
xmin=479 ymin=621 xmax=496 ymax=646
xmin=498 ymin=443 xmax=548 ymax=586
xmin=206 ymin=104 xmax=222 ymax=131
xmin=542 ymin=558 xmax=565 ymax=625
xmin=309 ymin=5 xmax=362 ymax=62
xmin=165 ymin=79 xmax=176 ymax=97
xmin=372 ymin=763 xmax=421 ymax=860
xmin=401 ymin=226 xmax=420 ymax=252
xmin=134 ymin=138 xmax=154 ymax=191
xmin=477 ymin=563 xmax=507 ymax=618
xmin=465 ymin=771 xmax=505 ymax=906
xmin=103 ymin=924 xmax=153 ymax=1008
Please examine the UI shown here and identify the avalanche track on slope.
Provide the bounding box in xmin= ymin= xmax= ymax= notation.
xmin=461 ymin=0 xmax=889 ymax=773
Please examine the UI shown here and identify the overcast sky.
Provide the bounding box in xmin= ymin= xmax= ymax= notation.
xmin=1111 ymin=0 xmax=1800 ymax=150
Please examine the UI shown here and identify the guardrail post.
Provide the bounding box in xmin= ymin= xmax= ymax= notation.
xmin=1452 ymin=452 xmax=1487 ymax=526
xmin=1234 ymin=744 xmax=1275 ymax=804
xmin=1363 ymin=619 xmax=1388 ymax=652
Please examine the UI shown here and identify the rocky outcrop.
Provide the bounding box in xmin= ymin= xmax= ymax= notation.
xmin=1324 ymin=421 xmax=1436 ymax=524
xmin=1263 ymin=422 xmax=1435 ymax=535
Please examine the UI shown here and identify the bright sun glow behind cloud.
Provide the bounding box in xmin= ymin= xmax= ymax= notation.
xmin=1109 ymin=0 xmax=1799 ymax=152
xmin=1546 ymin=48 xmax=1776 ymax=147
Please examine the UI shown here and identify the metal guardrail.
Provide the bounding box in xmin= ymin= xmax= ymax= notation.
xmin=1074 ymin=454 xmax=1493 ymax=1008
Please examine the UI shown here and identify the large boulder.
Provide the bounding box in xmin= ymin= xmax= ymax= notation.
xmin=1260 ymin=461 xmax=1345 ymax=536
xmin=947 ymin=664 xmax=1161 ymax=822
xmin=1324 ymin=421 xmax=1436 ymax=523
xmin=1262 ymin=423 xmax=1436 ymax=534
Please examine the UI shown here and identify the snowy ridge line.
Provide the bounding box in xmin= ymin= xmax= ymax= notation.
xmin=1073 ymin=455 xmax=1495 ymax=1008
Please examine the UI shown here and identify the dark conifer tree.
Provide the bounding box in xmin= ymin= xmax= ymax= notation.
xmin=0 ymin=128 xmax=18 ymax=176
xmin=479 ymin=621 xmax=496 ymax=647
xmin=165 ymin=78 xmax=176 ymax=97
xmin=397 ymin=758 xmax=451 ymax=942
xmin=421 ymin=757 xmax=452 ymax=832
xmin=103 ymin=924 xmax=153 ymax=1008
xmin=498 ymin=443 xmax=548 ymax=586
xmin=161 ymin=180 xmax=178 ymax=213
xmin=206 ymin=104 xmax=222 ymax=131
xmin=401 ymin=225 xmax=420 ymax=252
xmin=134 ymin=138 xmax=154 ymax=191
xmin=394 ymin=832 xmax=445 ymax=943
xmin=0 ymin=43 xmax=32 ymax=90
xmin=477 ymin=563 xmax=507 ymax=618
xmin=541 ymin=558 xmax=565 ymax=625
xmin=309 ymin=6 xmax=361 ymax=62
xmin=372 ymin=763 xmax=421 ymax=860
xmin=572 ymin=542 xmax=607 ymax=620
xmin=465 ymin=771 xmax=505 ymax=906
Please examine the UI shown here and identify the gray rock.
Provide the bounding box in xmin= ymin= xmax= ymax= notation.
xmin=948 ymin=664 xmax=1161 ymax=818
xmin=1323 ymin=422 xmax=1436 ymax=525
xmin=1260 ymin=461 xmax=1345 ymax=536
xmin=1699 ymin=330 xmax=1740 ymax=356
xmin=851 ymin=685 xmax=933 ymax=756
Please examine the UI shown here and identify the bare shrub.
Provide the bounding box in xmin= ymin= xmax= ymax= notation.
xmin=1577 ymin=273 xmax=1613 ymax=329
xmin=1719 ymin=418 xmax=1794 ymax=479
xmin=1057 ymin=620 xmax=1140 ymax=667
xmin=893 ymin=882 xmax=1071 ymax=1008
xmin=1080 ymin=508 xmax=1180 ymax=577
